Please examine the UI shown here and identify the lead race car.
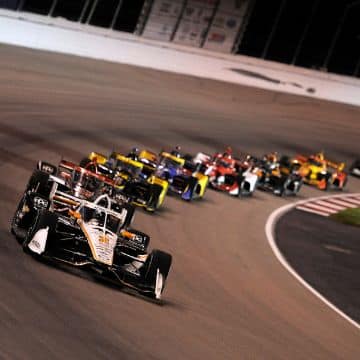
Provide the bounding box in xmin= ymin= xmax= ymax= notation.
xmin=11 ymin=164 xmax=172 ymax=301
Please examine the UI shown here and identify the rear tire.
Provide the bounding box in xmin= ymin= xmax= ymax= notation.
xmin=147 ymin=184 xmax=163 ymax=211
xmin=26 ymin=170 xmax=50 ymax=197
xmin=185 ymin=177 xmax=198 ymax=201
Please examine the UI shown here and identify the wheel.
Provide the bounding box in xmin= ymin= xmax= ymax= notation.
xmin=184 ymin=177 xmax=198 ymax=201
xmin=23 ymin=210 xmax=58 ymax=255
xmin=11 ymin=195 xmax=28 ymax=240
xmin=142 ymin=250 xmax=172 ymax=300
xmin=26 ymin=170 xmax=51 ymax=197
xmin=147 ymin=184 xmax=163 ymax=211
xmin=236 ymin=174 xmax=246 ymax=196
xmin=121 ymin=203 xmax=136 ymax=228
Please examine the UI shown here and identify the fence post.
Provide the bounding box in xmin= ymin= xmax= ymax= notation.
xmin=48 ymin=0 xmax=59 ymax=17
xmin=200 ymin=0 xmax=220 ymax=48
xmin=86 ymin=0 xmax=99 ymax=25
xmin=323 ymin=0 xmax=360 ymax=71
xmin=291 ymin=0 xmax=319 ymax=65
xmin=170 ymin=0 xmax=188 ymax=42
xmin=79 ymin=0 xmax=90 ymax=22
xmin=17 ymin=0 xmax=25 ymax=11
xmin=110 ymin=0 xmax=123 ymax=30
xmin=261 ymin=0 xmax=287 ymax=59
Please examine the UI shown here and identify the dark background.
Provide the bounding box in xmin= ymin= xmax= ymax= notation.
xmin=2 ymin=0 xmax=360 ymax=78
xmin=239 ymin=0 xmax=360 ymax=77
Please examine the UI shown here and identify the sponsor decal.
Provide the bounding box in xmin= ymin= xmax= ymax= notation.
xmin=226 ymin=18 xmax=237 ymax=29
xmin=209 ymin=33 xmax=226 ymax=43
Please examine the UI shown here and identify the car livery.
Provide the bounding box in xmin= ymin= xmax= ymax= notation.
xmin=156 ymin=151 xmax=208 ymax=201
xmin=85 ymin=151 xmax=169 ymax=212
xmin=11 ymin=167 xmax=172 ymax=301
xmin=295 ymin=152 xmax=347 ymax=190
xmin=193 ymin=151 xmax=258 ymax=196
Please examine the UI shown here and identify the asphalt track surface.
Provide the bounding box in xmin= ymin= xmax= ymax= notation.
xmin=276 ymin=210 xmax=360 ymax=324
xmin=0 ymin=44 xmax=360 ymax=359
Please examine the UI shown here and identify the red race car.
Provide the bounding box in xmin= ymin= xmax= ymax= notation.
xmin=193 ymin=148 xmax=258 ymax=196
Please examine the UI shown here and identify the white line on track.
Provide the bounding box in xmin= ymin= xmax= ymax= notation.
xmin=326 ymin=198 xmax=358 ymax=208
xmin=266 ymin=193 xmax=360 ymax=331
xmin=298 ymin=202 xmax=338 ymax=214
xmin=295 ymin=206 xmax=330 ymax=217
xmin=343 ymin=197 xmax=360 ymax=205
xmin=313 ymin=200 xmax=346 ymax=211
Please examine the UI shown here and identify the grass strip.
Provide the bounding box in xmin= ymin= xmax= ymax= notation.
xmin=332 ymin=207 xmax=360 ymax=227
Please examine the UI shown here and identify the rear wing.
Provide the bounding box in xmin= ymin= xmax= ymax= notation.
xmin=87 ymin=152 xmax=108 ymax=165
xmin=159 ymin=151 xmax=185 ymax=166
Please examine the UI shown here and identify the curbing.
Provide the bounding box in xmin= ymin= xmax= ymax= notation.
xmin=265 ymin=193 xmax=360 ymax=330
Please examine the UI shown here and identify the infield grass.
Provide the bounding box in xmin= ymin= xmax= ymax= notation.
xmin=332 ymin=208 xmax=360 ymax=227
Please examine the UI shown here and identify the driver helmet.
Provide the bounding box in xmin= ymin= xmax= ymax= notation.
xmin=88 ymin=218 xmax=99 ymax=226
xmin=266 ymin=152 xmax=278 ymax=164
xmin=315 ymin=151 xmax=325 ymax=162
xmin=127 ymin=147 xmax=140 ymax=161
xmin=223 ymin=146 xmax=233 ymax=158
xmin=171 ymin=145 xmax=182 ymax=158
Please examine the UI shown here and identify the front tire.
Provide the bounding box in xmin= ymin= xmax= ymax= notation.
xmin=23 ymin=210 xmax=58 ymax=255
xmin=142 ymin=250 xmax=172 ymax=299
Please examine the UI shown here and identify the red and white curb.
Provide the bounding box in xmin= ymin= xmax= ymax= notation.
xmin=296 ymin=194 xmax=360 ymax=217
xmin=266 ymin=193 xmax=360 ymax=331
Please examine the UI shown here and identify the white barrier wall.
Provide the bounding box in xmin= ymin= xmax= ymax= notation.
xmin=0 ymin=9 xmax=360 ymax=107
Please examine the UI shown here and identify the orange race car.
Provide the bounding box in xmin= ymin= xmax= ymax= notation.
xmin=294 ymin=152 xmax=347 ymax=190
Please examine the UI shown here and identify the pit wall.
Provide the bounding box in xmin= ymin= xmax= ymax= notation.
xmin=1 ymin=9 xmax=359 ymax=107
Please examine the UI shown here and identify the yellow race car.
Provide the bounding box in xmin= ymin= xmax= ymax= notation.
xmin=82 ymin=151 xmax=169 ymax=212
xmin=294 ymin=152 xmax=347 ymax=191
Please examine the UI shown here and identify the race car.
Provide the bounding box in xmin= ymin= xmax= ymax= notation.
xmin=83 ymin=151 xmax=168 ymax=212
xmin=193 ymin=150 xmax=258 ymax=196
xmin=11 ymin=168 xmax=172 ymax=301
xmin=38 ymin=159 xmax=119 ymax=201
xmin=156 ymin=151 xmax=208 ymax=201
xmin=254 ymin=153 xmax=303 ymax=196
xmin=295 ymin=152 xmax=347 ymax=190
xmin=349 ymin=159 xmax=360 ymax=177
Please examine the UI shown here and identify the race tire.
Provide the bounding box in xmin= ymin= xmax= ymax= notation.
xmin=236 ymin=175 xmax=245 ymax=197
xmin=26 ymin=170 xmax=50 ymax=197
xmin=142 ymin=250 xmax=172 ymax=299
xmin=122 ymin=203 xmax=136 ymax=228
xmin=186 ymin=177 xmax=199 ymax=201
xmin=23 ymin=210 xmax=58 ymax=255
xmin=11 ymin=195 xmax=27 ymax=240
xmin=147 ymin=184 xmax=163 ymax=211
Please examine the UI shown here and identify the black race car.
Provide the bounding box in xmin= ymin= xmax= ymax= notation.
xmin=255 ymin=155 xmax=303 ymax=196
xmin=81 ymin=152 xmax=168 ymax=212
xmin=11 ymin=167 xmax=172 ymax=301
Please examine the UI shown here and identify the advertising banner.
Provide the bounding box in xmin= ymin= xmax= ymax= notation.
xmin=142 ymin=0 xmax=185 ymax=42
xmin=172 ymin=0 xmax=217 ymax=48
xmin=203 ymin=0 xmax=251 ymax=53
